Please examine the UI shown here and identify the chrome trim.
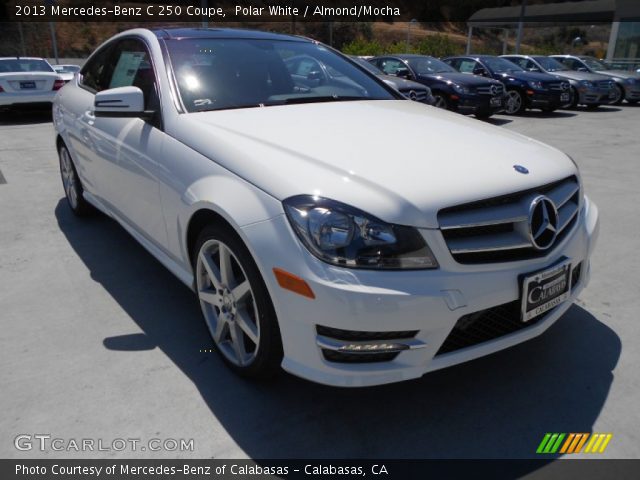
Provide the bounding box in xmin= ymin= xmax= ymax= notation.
xmin=316 ymin=335 xmax=427 ymax=354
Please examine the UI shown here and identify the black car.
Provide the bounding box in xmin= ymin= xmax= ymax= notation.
xmin=443 ymin=55 xmax=571 ymax=114
xmin=349 ymin=56 xmax=435 ymax=105
xmin=369 ymin=54 xmax=505 ymax=118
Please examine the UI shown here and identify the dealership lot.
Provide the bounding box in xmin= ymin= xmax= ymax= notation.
xmin=1 ymin=105 xmax=639 ymax=461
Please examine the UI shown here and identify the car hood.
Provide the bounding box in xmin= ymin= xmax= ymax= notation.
xmin=420 ymin=72 xmax=501 ymax=87
xmin=596 ymin=69 xmax=640 ymax=80
xmin=172 ymin=100 xmax=576 ymax=228
xmin=549 ymin=70 xmax=611 ymax=82
xmin=381 ymin=75 xmax=429 ymax=91
xmin=495 ymin=70 xmax=556 ymax=82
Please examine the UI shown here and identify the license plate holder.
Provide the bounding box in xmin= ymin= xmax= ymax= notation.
xmin=560 ymin=92 xmax=570 ymax=102
xmin=521 ymin=259 xmax=572 ymax=322
xmin=490 ymin=96 xmax=502 ymax=107
xmin=20 ymin=81 xmax=36 ymax=89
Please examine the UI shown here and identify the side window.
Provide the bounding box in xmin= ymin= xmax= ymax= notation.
xmin=294 ymin=58 xmax=319 ymax=77
xmin=525 ymin=60 xmax=539 ymax=71
xmin=80 ymin=44 xmax=115 ymax=92
xmin=379 ymin=58 xmax=405 ymax=75
xmin=458 ymin=59 xmax=477 ymax=73
xmin=508 ymin=57 xmax=527 ymax=69
xmin=105 ymin=38 xmax=159 ymax=111
xmin=445 ymin=58 xmax=460 ymax=70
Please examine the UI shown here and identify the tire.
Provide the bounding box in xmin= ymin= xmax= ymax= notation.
xmin=433 ymin=92 xmax=449 ymax=110
xmin=504 ymin=89 xmax=525 ymax=115
xmin=193 ymin=224 xmax=283 ymax=379
xmin=568 ymin=86 xmax=580 ymax=108
xmin=611 ymin=84 xmax=624 ymax=105
xmin=58 ymin=143 xmax=93 ymax=216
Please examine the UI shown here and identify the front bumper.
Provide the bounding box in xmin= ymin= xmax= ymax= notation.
xmin=577 ymin=86 xmax=615 ymax=105
xmin=242 ymin=196 xmax=599 ymax=387
xmin=451 ymin=93 xmax=505 ymax=115
xmin=0 ymin=90 xmax=56 ymax=109
xmin=623 ymin=84 xmax=640 ymax=101
xmin=527 ymin=90 xmax=571 ymax=109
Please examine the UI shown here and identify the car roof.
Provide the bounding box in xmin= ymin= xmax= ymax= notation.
xmin=0 ymin=57 xmax=48 ymax=60
xmin=151 ymin=27 xmax=307 ymax=43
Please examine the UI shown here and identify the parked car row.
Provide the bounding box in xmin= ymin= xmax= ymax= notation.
xmin=356 ymin=53 xmax=639 ymax=118
xmin=0 ymin=57 xmax=79 ymax=112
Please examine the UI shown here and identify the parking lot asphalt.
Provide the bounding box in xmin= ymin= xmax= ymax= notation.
xmin=1 ymin=104 xmax=639 ymax=463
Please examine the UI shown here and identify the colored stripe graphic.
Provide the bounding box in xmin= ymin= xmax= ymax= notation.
xmin=538 ymin=433 xmax=612 ymax=454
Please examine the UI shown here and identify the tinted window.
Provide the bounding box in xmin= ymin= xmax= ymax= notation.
xmin=0 ymin=58 xmax=54 ymax=73
xmin=483 ymin=57 xmax=524 ymax=73
xmin=165 ymin=38 xmax=394 ymax=112
xmin=504 ymin=57 xmax=528 ymax=69
xmin=80 ymin=44 xmax=116 ymax=92
xmin=532 ymin=56 xmax=568 ymax=72
xmin=349 ymin=57 xmax=383 ymax=76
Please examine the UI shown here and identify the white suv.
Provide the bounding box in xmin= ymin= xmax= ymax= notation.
xmin=53 ymin=28 xmax=599 ymax=387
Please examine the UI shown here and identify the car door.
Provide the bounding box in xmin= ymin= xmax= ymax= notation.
xmin=85 ymin=37 xmax=169 ymax=248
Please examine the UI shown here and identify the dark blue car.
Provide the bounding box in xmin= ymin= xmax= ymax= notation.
xmin=369 ymin=54 xmax=506 ymax=119
xmin=443 ymin=55 xmax=572 ymax=114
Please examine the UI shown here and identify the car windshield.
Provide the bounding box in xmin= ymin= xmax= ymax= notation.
xmin=482 ymin=57 xmax=524 ymax=73
xmin=349 ymin=56 xmax=383 ymax=76
xmin=581 ymin=57 xmax=611 ymax=71
xmin=165 ymin=38 xmax=394 ymax=112
xmin=54 ymin=65 xmax=80 ymax=73
xmin=0 ymin=58 xmax=54 ymax=73
xmin=406 ymin=56 xmax=457 ymax=74
xmin=533 ymin=56 xmax=568 ymax=72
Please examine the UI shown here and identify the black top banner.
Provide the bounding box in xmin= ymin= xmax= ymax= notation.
xmin=0 ymin=0 xmax=633 ymax=23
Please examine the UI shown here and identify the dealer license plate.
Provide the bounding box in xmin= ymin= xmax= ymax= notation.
xmin=490 ymin=96 xmax=502 ymax=107
xmin=521 ymin=260 xmax=572 ymax=322
xmin=561 ymin=92 xmax=570 ymax=102
xmin=20 ymin=81 xmax=36 ymax=89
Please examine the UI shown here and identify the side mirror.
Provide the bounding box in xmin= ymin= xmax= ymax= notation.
xmin=395 ymin=67 xmax=411 ymax=79
xmin=527 ymin=67 xmax=540 ymax=73
xmin=473 ymin=67 xmax=488 ymax=76
xmin=577 ymin=67 xmax=588 ymax=72
xmin=94 ymin=86 xmax=153 ymax=119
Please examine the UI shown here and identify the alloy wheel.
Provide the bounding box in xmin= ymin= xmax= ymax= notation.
xmin=60 ymin=147 xmax=79 ymax=209
xmin=433 ymin=94 xmax=447 ymax=109
xmin=196 ymin=239 xmax=260 ymax=366
xmin=505 ymin=90 xmax=523 ymax=114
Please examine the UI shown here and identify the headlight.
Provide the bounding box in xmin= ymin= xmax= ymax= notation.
xmin=579 ymin=80 xmax=594 ymax=88
xmin=624 ymin=77 xmax=636 ymax=84
xmin=527 ymin=80 xmax=543 ymax=89
xmin=451 ymin=83 xmax=470 ymax=95
xmin=283 ymin=195 xmax=438 ymax=270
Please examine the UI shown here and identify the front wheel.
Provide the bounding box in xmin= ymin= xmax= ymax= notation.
xmin=194 ymin=225 xmax=283 ymax=378
xmin=58 ymin=144 xmax=93 ymax=216
xmin=504 ymin=89 xmax=525 ymax=114
xmin=611 ymin=84 xmax=624 ymax=105
xmin=433 ymin=93 xmax=449 ymax=110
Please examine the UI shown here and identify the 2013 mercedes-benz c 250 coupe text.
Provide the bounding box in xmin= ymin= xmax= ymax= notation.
xmin=53 ymin=28 xmax=600 ymax=387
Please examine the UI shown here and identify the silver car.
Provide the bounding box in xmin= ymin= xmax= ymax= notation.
xmin=551 ymin=55 xmax=640 ymax=105
xmin=502 ymin=55 xmax=616 ymax=109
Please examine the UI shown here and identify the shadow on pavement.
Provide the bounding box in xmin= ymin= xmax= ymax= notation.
xmin=55 ymin=200 xmax=620 ymax=464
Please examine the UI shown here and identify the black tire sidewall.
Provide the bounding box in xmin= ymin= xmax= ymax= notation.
xmin=58 ymin=144 xmax=92 ymax=216
xmin=193 ymin=224 xmax=283 ymax=379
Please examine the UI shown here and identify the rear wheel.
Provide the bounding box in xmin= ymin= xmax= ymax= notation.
xmin=193 ymin=225 xmax=283 ymax=378
xmin=569 ymin=86 xmax=579 ymax=108
xmin=58 ymin=144 xmax=93 ymax=216
xmin=504 ymin=89 xmax=525 ymax=114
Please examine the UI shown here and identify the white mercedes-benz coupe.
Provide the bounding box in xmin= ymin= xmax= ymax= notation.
xmin=53 ymin=28 xmax=599 ymax=387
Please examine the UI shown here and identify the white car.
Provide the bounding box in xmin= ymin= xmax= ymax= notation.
xmin=53 ymin=28 xmax=599 ymax=387
xmin=52 ymin=64 xmax=81 ymax=83
xmin=0 ymin=57 xmax=65 ymax=111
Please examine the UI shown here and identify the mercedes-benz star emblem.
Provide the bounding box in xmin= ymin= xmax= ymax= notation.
xmin=408 ymin=90 xmax=417 ymax=101
xmin=561 ymin=82 xmax=569 ymax=91
xmin=490 ymin=85 xmax=498 ymax=95
xmin=528 ymin=196 xmax=559 ymax=250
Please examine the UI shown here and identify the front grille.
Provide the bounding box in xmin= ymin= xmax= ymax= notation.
xmin=476 ymin=84 xmax=504 ymax=95
xmin=598 ymin=80 xmax=613 ymax=89
xmin=400 ymin=88 xmax=427 ymax=102
xmin=547 ymin=81 xmax=570 ymax=91
xmin=438 ymin=176 xmax=580 ymax=264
